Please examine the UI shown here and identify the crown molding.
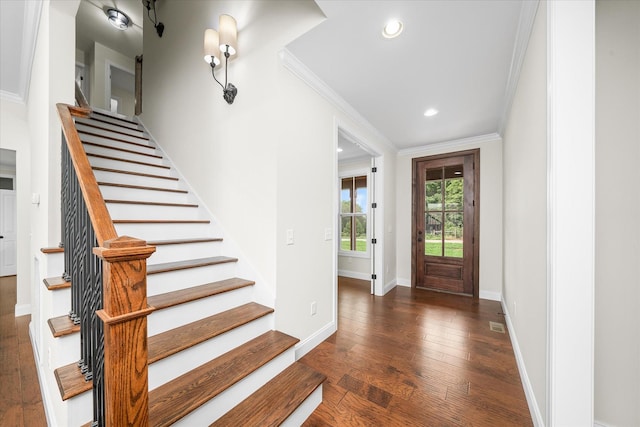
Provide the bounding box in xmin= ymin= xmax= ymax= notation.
xmin=396 ymin=133 xmax=501 ymax=157
xmin=279 ymin=48 xmax=395 ymax=152
xmin=498 ymin=0 xmax=540 ymax=136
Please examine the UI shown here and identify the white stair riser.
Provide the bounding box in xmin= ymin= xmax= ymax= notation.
xmin=148 ymin=315 xmax=273 ymax=390
xmin=84 ymin=145 xmax=166 ymax=166
xmin=89 ymin=157 xmax=170 ymax=176
xmin=282 ymin=385 xmax=323 ymax=427
xmin=147 ymin=286 xmax=254 ymax=336
xmin=94 ymin=171 xmax=180 ymax=190
xmin=173 ymin=349 xmax=296 ymax=426
xmin=114 ymin=222 xmax=213 ymax=241
xmin=98 ymin=185 xmax=190 ymax=204
xmin=86 ymin=115 xmax=142 ymax=131
xmin=64 ymin=387 xmax=93 ymax=426
xmin=80 ymin=132 xmax=156 ymax=152
xmin=49 ymin=334 xmax=81 ymax=368
xmin=107 ymin=204 xmax=203 ymax=221
xmin=147 ymin=241 xmax=223 ymax=265
xmin=75 ymin=120 xmax=147 ymax=140
xmin=44 ymin=252 xmax=64 ymax=277
xmin=49 ymin=288 xmax=71 ymax=317
xmin=147 ymin=263 xmax=236 ymax=296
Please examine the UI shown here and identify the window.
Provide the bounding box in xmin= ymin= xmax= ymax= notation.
xmin=340 ymin=175 xmax=368 ymax=253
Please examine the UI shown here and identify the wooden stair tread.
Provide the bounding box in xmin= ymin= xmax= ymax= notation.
xmin=43 ymin=276 xmax=70 ymax=290
xmin=89 ymin=116 xmax=140 ymax=131
xmin=148 ymin=302 xmax=274 ymax=364
xmin=113 ymin=219 xmax=210 ymax=224
xmin=87 ymin=152 xmax=169 ymax=169
xmin=147 ymin=256 xmax=237 ymax=275
xmin=48 ymin=315 xmax=79 ymax=337
xmin=148 ymin=278 xmax=255 ymax=310
xmin=79 ymin=129 xmax=155 ymax=150
xmin=106 ymin=200 xmax=197 ymax=207
xmin=147 ymin=237 xmax=222 ymax=246
xmin=41 ymin=246 xmax=64 ymax=254
xmin=211 ymin=362 xmax=326 ymax=427
xmin=54 ymin=303 xmax=276 ymax=400
xmin=83 ymin=141 xmax=163 ymax=159
xmin=98 ymin=182 xmax=188 ymax=193
xmin=94 ymin=167 xmax=179 ymax=181
xmin=77 ymin=120 xmax=149 ymax=140
xmin=54 ymin=362 xmax=92 ymax=400
xmin=148 ymin=330 xmax=298 ymax=427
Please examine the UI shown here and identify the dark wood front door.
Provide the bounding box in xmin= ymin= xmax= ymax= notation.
xmin=412 ymin=150 xmax=479 ymax=297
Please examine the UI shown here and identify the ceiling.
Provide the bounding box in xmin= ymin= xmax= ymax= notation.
xmin=1 ymin=0 xmax=534 ymax=156
xmin=288 ymin=0 xmax=530 ymax=150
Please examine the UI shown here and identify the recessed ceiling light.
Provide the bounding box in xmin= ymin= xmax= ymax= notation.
xmin=382 ymin=20 xmax=403 ymax=39
xmin=107 ymin=8 xmax=130 ymax=30
xmin=424 ymin=108 xmax=439 ymax=117
xmin=337 ymin=147 xmax=343 ymax=153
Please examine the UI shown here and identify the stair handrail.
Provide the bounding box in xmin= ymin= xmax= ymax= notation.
xmin=57 ymin=102 xmax=154 ymax=426
xmin=57 ymin=103 xmax=117 ymax=246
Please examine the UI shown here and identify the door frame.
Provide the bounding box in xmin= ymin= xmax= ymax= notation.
xmin=411 ymin=149 xmax=480 ymax=299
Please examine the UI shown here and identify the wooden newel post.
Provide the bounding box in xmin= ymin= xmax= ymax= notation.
xmin=94 ymin=236 xmax=156 ymax=426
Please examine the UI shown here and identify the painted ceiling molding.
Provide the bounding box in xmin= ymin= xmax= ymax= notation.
xmin=497 ymin=0 xmax=540 ymax=136
xmin=396 ymin=133 xmax=502 ymax=158
xmin=279 ymin=48 xmax=396 ymax=153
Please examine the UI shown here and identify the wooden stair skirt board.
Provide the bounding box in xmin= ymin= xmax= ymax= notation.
xmin=49 ymin=108 xmax=325 ymax=426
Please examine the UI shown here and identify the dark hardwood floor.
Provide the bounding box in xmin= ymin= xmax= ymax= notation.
xmin=0 ymin=275 xmax=47 ymax=426
xmin=300 ymin=277 xmax=533 ymax=426
xmin=0 ymin=274 xmax=532 ymax=426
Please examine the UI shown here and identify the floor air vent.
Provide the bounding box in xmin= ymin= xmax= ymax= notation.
xmin=489 ymin=321 xmax=505 ymax=334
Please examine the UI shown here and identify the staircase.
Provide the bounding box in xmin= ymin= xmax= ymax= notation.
xmin=40 ymin=108 xmax=325 ymax=426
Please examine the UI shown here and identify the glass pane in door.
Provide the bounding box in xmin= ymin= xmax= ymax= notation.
xmin=425 ymin=212 xmax=442 ymax=256
xmin=444 ymin=212 xmax=463 ymax=257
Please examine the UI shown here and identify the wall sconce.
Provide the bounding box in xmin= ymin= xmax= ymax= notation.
xmin=204 ymin=14 xmax=238 ymax=104
xmin=144 ymin=0 xmax=164 ymax=37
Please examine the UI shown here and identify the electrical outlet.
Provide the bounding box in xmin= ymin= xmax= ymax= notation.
xmin=311 ymin=301 xmax=317 ymax=315
xmin=324 ymin=228 xmax=332 ymax=241
xmin=286 ymin=229 xmax=294 ymax=245
xmin=513 ymin=301 xmax=517 ymax=316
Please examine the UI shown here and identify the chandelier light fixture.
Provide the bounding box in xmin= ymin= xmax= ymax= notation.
xmin=204 ymin=14 xmax=238 ymax=104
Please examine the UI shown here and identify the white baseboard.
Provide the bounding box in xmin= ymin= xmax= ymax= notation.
xmin=479 ymin=290 xmax=502 ymax=302
xmin=501 ymin=298 xmax=545 ymax=427
xmin=396 ymin=278 xmax=411 ymax=287
xmin=295 ymin=320 xmax=336 ymax=360
xmin=337 ymin=269 xmax=370 ymax=281
xmin=594 ymin=421 xmax=610 ymax=427
xmin=383 ymin=280 xmax=396 ymax=295
xmin=30 ymin=322 xmax=58 ymax=427
xmin=15 ymin=303 xmax=31 ymax=316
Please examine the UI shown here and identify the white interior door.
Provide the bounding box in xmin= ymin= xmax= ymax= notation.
xmin=0 ymin=189 xmax=17 ymax=276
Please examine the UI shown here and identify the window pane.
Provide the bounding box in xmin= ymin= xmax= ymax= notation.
xmin=354 ymin=214 xmax=367 ymax=252
xmin=425 ymin=212 xmax=442 ymax=256
xmin=444 ymin=171 xmax=463 ymax=211
xmin=0 ymin=177 xmax=14 ymax=190
xmin=444 ymin=212 xmax=463 ymax=257
xmin=340 ymin=216 xmax=351 ymax=250
xmin=354 ymin=176 xmax=367 ymax=213
xmin=341 ymin=178 xmax=352 ymax=213
xmin=425 ymin=168 xmax=443 ymax=211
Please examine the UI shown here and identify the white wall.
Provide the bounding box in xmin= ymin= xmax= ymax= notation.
xmin=0 ymin=100 xmax=32 ymax=314
xmin=594 ymin=1 xmax=640 ymax=425
xmin=395 ymin=136 xmax=503 ymax=301
xmin=90 ymin=42 xmax=135 ymax=111
xmin=501 ymin=2 xmax=547 ymax=422
xmin=338 ymin=158 xmax=371 ymax=280
xmin=139 ymin=0 xmax=397 ymax=346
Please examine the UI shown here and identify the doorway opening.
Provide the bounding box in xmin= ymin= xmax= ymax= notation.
xmin=336 ymin=128 xmax=382 ymax=297
xmin=0 ymin=148 xmax=17 ymax=278
xmin=412 ymin=149 xmax=479 ymax=298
